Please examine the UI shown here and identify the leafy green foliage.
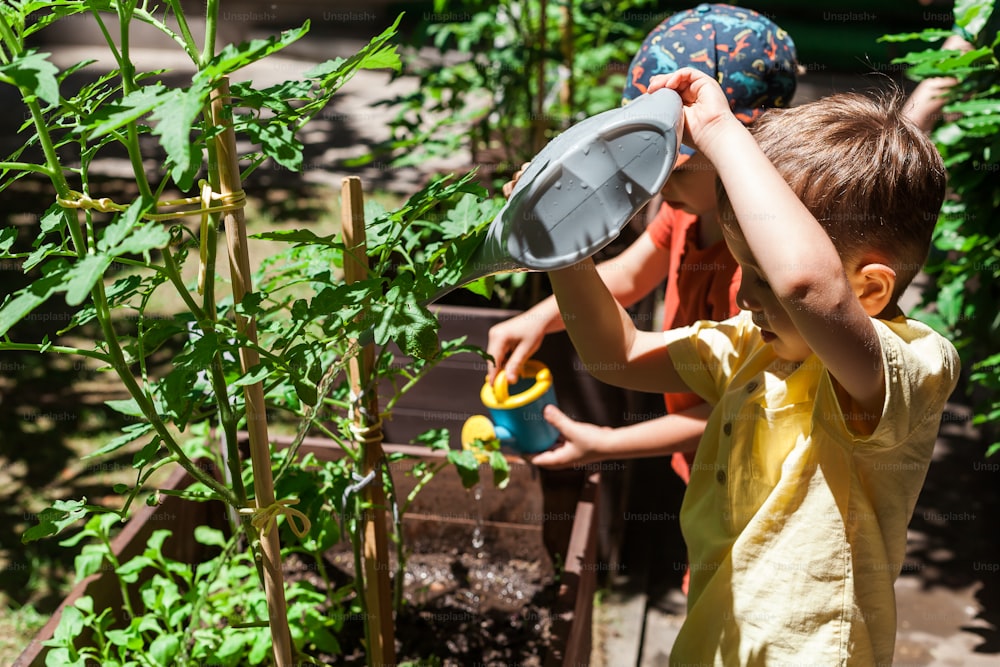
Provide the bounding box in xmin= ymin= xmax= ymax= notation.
xmin=41 ymin=517 xmax=351 ymax=666
xmin=376 ymin=0 xmax=657 ymax=185
xmin=2 ymin=1 xmax=522 ymax=662
xmin=882 ymin=0 xmax=1000 ymax=455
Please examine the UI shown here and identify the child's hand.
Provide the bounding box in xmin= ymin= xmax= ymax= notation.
xmin=502 ymin=162 xmax=531 ymax=198
xmin=486 ymin=311 xmax=546 ymax=384
xmin=526 ymin=405 xmax=610 ymax=469
xmin=647 ymin=67 xmax=740 ymax=158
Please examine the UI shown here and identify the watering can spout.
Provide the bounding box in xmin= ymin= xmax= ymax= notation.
xmin=425 ymin=88 xmax=684 ymax=305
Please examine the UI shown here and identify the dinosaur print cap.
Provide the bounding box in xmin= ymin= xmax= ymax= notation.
xmin=623 ymin=3 xmax=798 ymax=135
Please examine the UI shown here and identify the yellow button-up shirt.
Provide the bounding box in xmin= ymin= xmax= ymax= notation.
xmin=663 ymin=312 xmax=959 ymax=666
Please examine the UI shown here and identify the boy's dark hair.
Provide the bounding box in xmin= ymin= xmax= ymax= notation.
xmin=749 ymin=91 xmax=946 ymax=299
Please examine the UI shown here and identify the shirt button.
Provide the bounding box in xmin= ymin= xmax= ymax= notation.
xmin=723 ymin=422 xmax=732 ymax=436
xmin=746 ymin=381 xmax=758 ymax=393
xmin=716 ymin=469 xmax=727 ymax=484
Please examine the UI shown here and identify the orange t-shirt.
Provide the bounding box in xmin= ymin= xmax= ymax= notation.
xmin=646 ymin=203 xmax=741 ymax=482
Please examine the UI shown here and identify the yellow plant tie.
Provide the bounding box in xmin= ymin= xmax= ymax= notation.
xmin=56 ymin=180 xmax=246 ymax=222
xmin=239 ymin=498 xmax=312 ymax=538
xmin=349 ymin=418 xmax=384 ymax=446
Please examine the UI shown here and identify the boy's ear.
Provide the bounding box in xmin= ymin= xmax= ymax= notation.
xmin=853 ymin=262 xmax=896 ymax=316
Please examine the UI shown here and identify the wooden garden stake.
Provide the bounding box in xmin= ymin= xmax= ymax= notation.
xmin=341 ymin=176 xmax=397 ymax=666
xmin=210 ymin=78 xmax=294 ymax=667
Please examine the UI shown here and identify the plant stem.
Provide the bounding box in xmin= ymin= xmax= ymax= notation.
xmin=202 ymin=0 xmax=219 ymax=67
xmin=0 ymin=10 xmax=21 ymax=60
xmin=400 ymin=461 xmax=447 ymax=516
xmin=0 ymin=161 xmax=51 ymax=176
xmin=99 ymin=532 xmax=135 ymax=621
xmin=163 ymin=0 xmax=201 ymax=64
xmin=381 ymin=460 xmax=406 ymax=612
xmin=90 ymin=282 xmax=240 ymax=505
xmin=159 ymin=243 xmax=207 ymax=320
xmin=118 ymin=454 xmax=178 ymax=518
xmin=0 ymin=342 xmax=108 ymax=362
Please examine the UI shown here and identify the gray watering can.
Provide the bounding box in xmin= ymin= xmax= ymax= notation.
xmin=429 ymin=87 xmax=685 ymax=303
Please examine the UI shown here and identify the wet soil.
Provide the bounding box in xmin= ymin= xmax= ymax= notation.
xmin=283 ymin=550 xmax=558 ymax=666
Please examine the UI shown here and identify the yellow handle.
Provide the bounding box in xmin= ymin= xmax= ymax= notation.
xmin=482 ymin=360 xmax=552 ymax=409
xmin=492 ymin=370 xmax=510 ymax=404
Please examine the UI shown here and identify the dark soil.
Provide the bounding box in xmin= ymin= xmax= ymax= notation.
xmin=283 ymin=550 xmax=558 ymax=666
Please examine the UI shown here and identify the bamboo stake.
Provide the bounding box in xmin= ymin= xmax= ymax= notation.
xmin=341 ymin=176 xmax=397 ymax=666
xmin=210 ymin=78 xmax=294 ymax=666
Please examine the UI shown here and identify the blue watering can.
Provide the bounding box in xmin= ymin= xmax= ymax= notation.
xmin=462 ymin=360 xmax=560 ymax=455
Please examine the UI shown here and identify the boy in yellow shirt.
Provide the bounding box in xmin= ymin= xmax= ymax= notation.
xmin=546 ymin=67 xmax=960 ymax=664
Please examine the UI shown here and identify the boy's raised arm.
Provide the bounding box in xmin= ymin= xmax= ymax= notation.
xmin=548 ymin=258 xmax=688 ymax=395
xmin=649 ymin=69 xmax=886 ymax=422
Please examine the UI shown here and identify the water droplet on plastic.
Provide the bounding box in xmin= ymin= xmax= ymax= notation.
xmin=625 ymin=182 xmax=633 ymax=195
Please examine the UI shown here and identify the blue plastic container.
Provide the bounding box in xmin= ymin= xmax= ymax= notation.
xmin=478 ymin=360 xmax=559 ymax=454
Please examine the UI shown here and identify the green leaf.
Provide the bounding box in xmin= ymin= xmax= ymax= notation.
xmin=0 ymin=260 xmax=70 ymax=337
xmin=305 ymin=16 xmax=402 ymax=82
xmin=84 ymin=422 xmax=154 ymax=460
xmin=150 ymin=81 xmax=210 ymax=190
xmin=83 ymin=83 xmax=169 ymax=138
xmin=202 ymin=23 xmax=310 ymax=78
xmin=251 ymin=228 xmax=338 ymax=246
xmin=52 ymin=601 xmax=85 ymax=642
xmin=115 ymin=555 xmax=156 ymax=583
xmin=105 ymin=397 xmax=145 ymax=418
xmin=292 ymin=376 xmax=318 ymax=406
xmin=0 ymin=50 xmax=60 ymax=105
xmin=463 ymin=275 xmax=494 ymax=299
xmin=945 ymin=98 xmax=1000 ymax=115
xmin=99 ymin=202 xmax=171 ymax=258
xmin=215 ymin=630 xmax=249 ymax=660
xmin=878 ymin=29 xmax=954 ymax=44
xmin=412 ymin=427 xmax=451 ymax=451
xmin=249 ymin=626 xmax=272 ymax=663
xmin=194 ymin=525 xmax=227 ymax=549
xmin=149 ymin=634 xmax=180 ymax=666
xmin=0 ymin=226 xmax=17 ymax=253
xmin=97 ymin=200 xmax=143 ymax=251
xmin=233 ymin=363 xmax=271 ymax=387
xmin=22 ymin=498 xmax=89 ymax=543
xmin=369 ymin=278 xmax=440 ymax=359
xmin=132 ymin=438 xmax=162 ymax=468
xmin=489 ymin=449 xmax=510 ymax=489
xmin=64 ymin=253 xmax=112 ymax=306
xmin=446 ymin=449 xmax=481 ymax=489
xmin=955 ymin=0 xmax=996 ymax=37
xmin=74 ymin=543 xmax=106 ymax=579
xmin=244 ymin=117 xmax=302 ymax=171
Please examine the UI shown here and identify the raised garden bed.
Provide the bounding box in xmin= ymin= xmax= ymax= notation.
xmin=16 ymin=303 xmax=607 ymax=666
xmin=15 ymin=439 xmax=598 ymax=666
